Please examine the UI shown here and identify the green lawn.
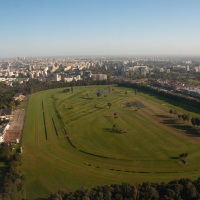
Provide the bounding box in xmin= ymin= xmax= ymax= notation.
xmin=22 ymin=85 xmax=200 ymax=199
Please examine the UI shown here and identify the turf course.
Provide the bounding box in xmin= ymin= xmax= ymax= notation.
xmin=22 ymin=85 xmax=200 ymax=199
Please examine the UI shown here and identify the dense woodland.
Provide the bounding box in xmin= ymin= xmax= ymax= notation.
xmin=0 ymin=145 xmax=25 ymax=200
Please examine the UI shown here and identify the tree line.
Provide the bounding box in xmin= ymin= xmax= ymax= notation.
xmin=49 ymin=178 xmax=200 ymax=200
xmin=118 ymin=81 xmax=200 ymax=110
xmin=0 ymin=79 xmax=111 ymax=109
xmin=169 ymin=109 xmax=200 ymax=128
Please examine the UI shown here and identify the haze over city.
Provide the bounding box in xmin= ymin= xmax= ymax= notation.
xmin=1 ymin=0 xmax=200 ymax=58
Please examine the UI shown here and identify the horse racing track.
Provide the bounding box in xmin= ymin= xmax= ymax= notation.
xmin=22 ymin=85 xmax=200 ymax=199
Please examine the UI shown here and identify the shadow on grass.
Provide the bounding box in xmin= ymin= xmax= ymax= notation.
xmin=155 ymin=114 xmax=171 ymax=119
xmin=102 ymin=128 xmax=111 ymax=132
xmin=79 ymin=97 xmax=94 ymax=100
xmin=161 ymin=119 xmax=200 ymax=137
xmin=94 ymin=107 xmax=105 ymax=110
xmin=102 ymin=128 xmax=125 ymax=134
xmin=169 ymin=156 xmax=179 ymax=159
xmin=136 ymin=88 xmax=200 ymax=114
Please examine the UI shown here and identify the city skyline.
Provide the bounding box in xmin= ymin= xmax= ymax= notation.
xmin=1 ymin=0 xmax=200 ymax=58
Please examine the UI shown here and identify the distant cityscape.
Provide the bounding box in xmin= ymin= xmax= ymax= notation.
xmin=1 ymin=56 xmax=200 ymax=98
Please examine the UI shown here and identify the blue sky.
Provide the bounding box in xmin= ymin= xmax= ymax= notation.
xmin=1 ymin=0 xmax=200 ymax=58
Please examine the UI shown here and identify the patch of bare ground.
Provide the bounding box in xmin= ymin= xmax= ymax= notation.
xmin=104 ymin=115 xmax=112 ymax=117
xmin=133 ymin=96 xmax=200 ymax=144
xmin=5 ymin=130 xmax=22 ymax=143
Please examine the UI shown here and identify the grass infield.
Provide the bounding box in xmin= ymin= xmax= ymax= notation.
xmin=22 ymin=85 xmax=200 ymax=199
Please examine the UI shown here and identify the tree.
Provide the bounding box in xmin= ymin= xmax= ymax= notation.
xmin=96 ymin=91 xmax=101 ymax=98
xmin=0 ymin=193 xmax=11 ymax=200
xmin=180 ymin=153 xmax=188 ymax=158
xmin=63 ymin=88 xmax=70 ymax=93
xmin=112 ymin=125 xmax=116 ymax=132
xmin=107 ymin=102 xmax=112 ymax=108
xmin=14 ymin=100 xmax=20 ymax=107
xmin=125 ymin=91 xmax=127 ymax=95
xmin=196 ymin=118 xmax=200 ymax=128
xmin=0 ymin=145 xmax=10 ymax=160
xmin=169 ymin=109 xmax=173 ymax=114
xmin=182 ymin=114 xmax=187 ymax=122
xmin=173 ymin=110 xmax=178 ymax=115
xmin=191 ymin=117 xmax=197 ymax=126
xmin=13 ymin=153 xmax=22 ymax=164
xmin=186 ymin=113 xmax=191 ymax=123
xmin=178 ymin=114 xmax=182 ymax=119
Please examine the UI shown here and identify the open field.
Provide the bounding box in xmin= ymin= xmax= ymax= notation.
xmin=22 ymin=85 xmax=200 ymax=199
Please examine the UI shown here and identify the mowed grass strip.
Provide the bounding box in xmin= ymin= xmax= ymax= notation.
xmin=22 ymin=86 xmax=200 ymax=199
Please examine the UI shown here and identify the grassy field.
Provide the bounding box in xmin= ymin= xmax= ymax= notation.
xmin=21 ymin=85 xmax=200 ymax=199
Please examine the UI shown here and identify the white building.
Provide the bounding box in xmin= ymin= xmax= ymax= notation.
xmin=92 ymin=74 xmax=107 ymax=81
xmin=29 ymin=72 xmax=34 ymax=78
xmin=53 ymin=73 xmax=61 ymax=81
xmin=64 ymin=77 xmax=73 ymax=82
xmin=165 ymin=69 xmax=170 ymax=73
xmin=0 ymin=124 xmax=10 ymax=143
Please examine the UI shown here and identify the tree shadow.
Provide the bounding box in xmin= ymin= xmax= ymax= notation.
xmin=94 ymin=106 xmax=104 ymax=110
xmin=161 ymin=119 xmax=200 ymax=137
xmin=169 ymin=156 xmax=179 ymax=159
xmin=155 ymin=114 xmax=171 ymax=119
xmin=162 ymin=119 xmax=181 ymax=124
xmin=102 ymin=128 xmax=125 ymax=134
xmin=102 ymin=128 xmax=111 ymax=132
xmin=79 ymin=97 xmax=94 ymax=100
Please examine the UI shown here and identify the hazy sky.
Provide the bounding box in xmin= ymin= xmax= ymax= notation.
xmin=1 ymin=0 xmax=200 ymax=58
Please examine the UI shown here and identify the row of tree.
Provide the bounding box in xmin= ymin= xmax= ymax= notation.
xmin=0 ymin=79 xmax=112 ymax=109
xmin=49 ymin=178 xmax=200 ymax=200
xmin=169 ymin=109 xmax=200 ymax=128
xmin=118 ymin=81 xmax=200 ymax=110
xmin=169 ymin=109 xmax=191 ymax=122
